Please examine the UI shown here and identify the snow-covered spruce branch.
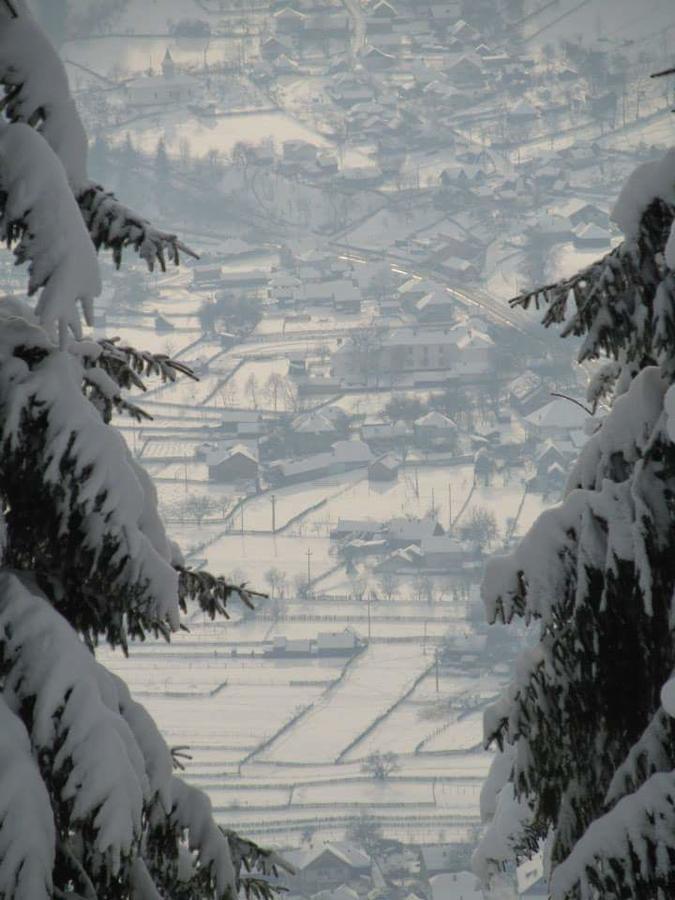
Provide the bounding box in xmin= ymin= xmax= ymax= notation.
xmin=177 ymin=567 xmax=267 ymax=621
xmin=0 ymin=3 xmax=197 ymax=272
xmin=75 ymin=336 xmax=198 ymax=423
xmin=475 ymin=148 xmax=675 ymax=899
xmin=78 ymin=183 xmax=198 ymax=271
xmin=549 ymin=770 xmax=675 ymax=899
xmin=0 ymin=573 xmax=277 ymax=899
xmin=95 ymin=337 xmax=198 ymax=388
xmin=510 ymin=197 xmax=675 ymax=366
xmin=0 ymin=318 xmax=182 ymax=649
xmin=0 ymin=691 xmax=55 ymax=899
xmin=0 ymin=120 xmax=101 ymax=344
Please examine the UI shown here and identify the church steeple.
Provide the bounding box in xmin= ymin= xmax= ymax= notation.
xmin=162 ymin=48 xmax=175 ymax=79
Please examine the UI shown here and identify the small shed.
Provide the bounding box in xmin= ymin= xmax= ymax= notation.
xmin=414 ymin=411 xmax=458 ymax=447
xmin=316 ymin=631 xmax=359 ymax=656
xmin=368 ymin=453 xmax=400 ymax=482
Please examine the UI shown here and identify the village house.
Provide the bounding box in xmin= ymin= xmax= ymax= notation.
xmin=268 ymin=270 xmax=302 ymax=307
xmin=362 ymin=45 xmax=397 ymax=71
xmin=266 ymin=630 xmax=362 ymax=659
xmin=215 ymin=410 xmax=266 ymax=439
xmin=414 ymin=411 xmax=458 ymax=448
xmin=332 ymin=323 xmax=495 ymax=383
xmin=330 ymin=519 xmax=384 ymax=541
xmin=555 ymin=198 xmax=610 ymax=228
xmin=273 ymin=5 xmax=307 ymax=33
xmin=285 ymin=843 xmax=371 ymax=894
xmin=361 ymin=419 xmax=413 ymax=446
xmin=291 ymin=410 xmax=341 ymax=452
xmin=268 ymin=440 xmax=373 ymax=486
xmin=446 ymin=54 xmax=485 ymax=86
xmin=398 ymin=277 xmax=443 ymax=307
xmin=385 ymin=516 xmax=444 ymax=548
xmin=572 ymin=222 xmax=612 ymax=250
xmin=260 ymin=35 xmax=293 ymax=60
xmin=420 ymin=536 xmax=480 ymax=571
xmin=522 ymin=397 xmax=589 ymax=440
xmin=507 ymin=371 xmax=550 ymax=416
xmin=207 ymin=444 xmax=259 ymax=482
xmin=300 ymin=278 xmax=363 ymax=312
xmin=367 ymin=0 xmax=398 ymax=33
xmin=317 ymin=630 xmax=361 ymax=656
xmin=413 ymin=291 xmax=456 ymax=323
xmin=283 ymin=139 xmax=319 ymax=164
xmin=376 ymin=543 xmax=424 ymax=571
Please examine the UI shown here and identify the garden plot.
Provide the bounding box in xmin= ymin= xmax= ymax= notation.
xmin=413 ymin=671 xmax=501 ymax=704
xmin=223 ymin=816 xmax=476 ymax=848
xmin=156 ymin=462 xmax=210 ymax=483
xmin=292 ymin=779 xmax=434 ymax=808
xmin=331 ymin=392 xmax=398 ymax=416
xmin=316 ymin=570 xmax=478 ymax=607
xmin=140 ymin=681 xmax=325 ymax=766
xmin=343 ymin=669 xmax=471 ymax=759
xmin=204 ymin=533 xmax=335 ymax=583
xmin=143 ymin=372 xmax=232 ymax=406
xmin=343 ymin=701 xmax=427 ymax=758
xmin=264 ymin=619 xmax=455 ymax=643
xmin=137 ymin=400 xmax=224 ymax=420
xmin=455 ymin=479 xmax=533 ymax=537
xmin=258 ymin=642 xmax=431 ymax=764
xmin=422 ymin=710 xmax=485 ymax=753
xmin=240 ymin=471 xmax=364 ymax=532
xmin=221 ymin=358 xmax=296 ymax=411
xmin=202 ymin=787 xmax=291 ymax=812
xmin=153 ymin=479 xmax=244 ymax=522
xmin=434 ymin=781 xmax=482 ymax=812
xmin=302 ymin=465 xmax=475 ymax=535
xmin=96 ymin=652 xmax=231 ymax=696
xmin=341 ymin=206 xmax=445 ymax=254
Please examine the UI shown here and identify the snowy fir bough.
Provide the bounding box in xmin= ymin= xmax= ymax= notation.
xmin=0 ymin=4 xmax=284 ymax=899
xmin=473 ymin=149 xmax=675 ymax=899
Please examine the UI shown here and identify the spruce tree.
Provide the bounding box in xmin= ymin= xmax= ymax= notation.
xmin=0 ymin=3 xmax=284 ymax=897
xmin=473 ymin=149 xmax=675 ymax=899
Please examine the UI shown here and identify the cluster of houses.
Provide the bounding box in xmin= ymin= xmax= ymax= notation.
xmin=280 ymin=840 xmax=546 ymax=898
xmin=331 ymin=516 xmax=482 ymax=574
xmin=330 ymin=321 xmax=494 ymax=388
xmin=268 ymin=250 xmax=363 ymax=314
xmin=265 ymin=630 xmax=363 ymax=658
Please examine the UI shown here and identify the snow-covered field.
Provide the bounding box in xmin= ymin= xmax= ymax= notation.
xmin=259 ymin=643 xmax=433 ymax=763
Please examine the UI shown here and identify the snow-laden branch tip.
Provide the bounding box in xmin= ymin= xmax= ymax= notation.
xmin=0 ymin=3 xmax=198 ymax=269
xmin=0 ymin=121 xmax=100 ymax=343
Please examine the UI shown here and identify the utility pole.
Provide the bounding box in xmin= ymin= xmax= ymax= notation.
xmin=241 ymin=505 xmax=244 ymax=536
xmin=367 ymin=594 xmax=371 ymax=641
xmin=448 ymin=483 xmax=453 ymax=532
xmin=423 ymin=620 xmax=427 ymax=656
xmin=271 ymin=494 xmax=276 ymax=533
xmin=306 ymin=547 xmax=312 ymax=586
xmin=435 ymin=648 xmax=439 ymax=693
